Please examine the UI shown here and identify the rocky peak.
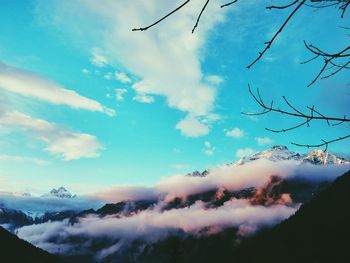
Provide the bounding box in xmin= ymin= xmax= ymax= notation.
xmin=270 ymin=145 xmax=289 ymax=151
xmin=303 ymin=149 xmax=349 ymax=165
xmin=44 ymin=187 xmax=76 ymax=199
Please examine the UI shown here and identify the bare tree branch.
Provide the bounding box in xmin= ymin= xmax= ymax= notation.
xmin=304 ymin=41 xmax=350 ymax=86
xmin=131 ymin=1 xmax=350 ymax=149
xmin=246 ymin=0 xmax=306 ymax=69
xmin=266 ymin=0 xmax=299 ymax=10
xmin=132 ymin=0 xmax=190 ymax=31
xmin=192 ymin=0 xmax=210 ymax=34
xmin=243 ymin=85 xmax=350 ymax=147
xmin=221 ymin=0 xmax=238 ymax=8
xmin=242 ymin=85 xmax=350 ymax=123
xmin=266 ymin=119 xmax=311 ymax=133
xmin=292 ymin=134 xmax=350 ymax=149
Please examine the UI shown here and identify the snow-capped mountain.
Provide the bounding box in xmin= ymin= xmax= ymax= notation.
xmin=233 ymin=145 xmax=349 ymax=166
xmin=303 ymin=149 xmax=349 ymax=165
xmin=234 ymin=145 xmax=302 ymax=165
xmin=42 ymin=187 xmax=76 ymax=199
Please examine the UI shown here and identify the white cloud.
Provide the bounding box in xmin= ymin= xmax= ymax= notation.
xmin=15 ymin=158 xmax=350 ymax=259
xmin=0 ymin=62 xmax=115 ymax=116
xmin=0 ymin=110 xmax=102 ymax=161
xmin=90 ymin=47 xmax=108 ymax=67
xmin=81 ymin=68 xmax=90 ymax=75
xmin=176 ymin=115 xmax=209 ymax=137
xmin=115 ymin=88 xmax=128 ymax=101
xmin=103 ymin=72 xmax=113 ymax=80
xmin=236 ymin=148 xmax=255 ymax=158
xmin=226 ymin=127 xmax=245 ymax=138
xmin=46 ymin=133 xmax=101 ymax=161
xmin=17 ymin=200 xmax=297 ymax=258
xmin=205 ymin=75 xmax=224 ymax=85
xmin=133 ymin=94 xmax=155 ymax=104
xmin=36 ymin=0 xmax=229 ymax=134
xmin=131 ymin=81 xmax=155 ymax=103
xmin=96 ymin=159 xmax=350 ymax=202
xmin=203 ymin=141 xmax=215 ymax=156
xmin=0 ymin=154 xmax=50 ymax=166
xmin=115 ymin=72 xmax=132 ymax=84
xmin=256 ymin=137 xmax=273 ymax=146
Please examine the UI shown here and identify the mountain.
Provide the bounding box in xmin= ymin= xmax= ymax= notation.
xmin=0 ymin=187 xmax=79 ymax=230
xmin=303 ymin=149 xmax=349 ymax=165
xmin=124 ymin=169 xmax=350 ymax=263
xmin=69 ymin=200 xmax=157 ymax=224
xmin=42 ymin=187 xmax=76 ymax=199
xmin=0 ymin=207 xmax=34 ymax=231
xmin=233 ymin=145 xmax=349 ymax=166
xmin=234 ymin=145 xmax=302 ymax=165
xmin=0 ymin=207 xmax=77 ymax=231
xmin=234 ymin=169 xmax=350 ymax=263
xmin=4 ymin=146 xmax=349 ymax=263
xmin=166 ymin=146 xmax=348 ymax=209
xmin=0 ymin=225 xmax=60 ymax=263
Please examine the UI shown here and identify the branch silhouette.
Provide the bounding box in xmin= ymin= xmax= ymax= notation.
xmin=243 ymin=85 xmax=350 ymax=148
xmin=132 ymin=1 xmax=350 ymax=148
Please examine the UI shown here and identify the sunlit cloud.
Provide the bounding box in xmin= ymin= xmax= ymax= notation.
xmin=0 ymin=154 xmax=50 ymax=166
xmin=203 ymin=141 xmax=215 ymax=156
xmin=0 ymin=110 xmax=103 ymax=161
xmin=17 ymin=200 xmax=297 ymax=258
xmin=133 ymin=93 xmax=155 ymax=104
xmin=90 ymin=47 xmax=108 ymax=68
xmin=0 ymin=62 xmax=115 ymax=116
xmin=35 ymin=0 xmax=230 ymax=135
xmin=205 ymin=75 xmax=224 ymax=85
xmin=226 ymin=127 xmax=245 ymax=138
xmin=236 ymin=148 xmax=255 ymax=158
xmin=115 ymin=72 xmax=132 ymax=84
xmin=176 ymin=115 xmax=209 ymax=137
xmin=256 ymin=136 xmax=273 ymax=146
xmin=115 ymin=88 xmax=128 ymax=101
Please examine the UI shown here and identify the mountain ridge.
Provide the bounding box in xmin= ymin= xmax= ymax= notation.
xmin=188 ymin=146 xmax=349 ymax=177
xmin=41 ymin=186 xmax=77 ymax=199
xmin=234 ymin=145 xmax=349 ymax=166
xmin=0 ymin=225 xmax=60 ymax=263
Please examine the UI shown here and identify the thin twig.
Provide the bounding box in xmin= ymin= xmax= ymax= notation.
xmin=266 ymin=0 xmax=299 ymax=10
xmin=192 ymin=0 xmax=210 ymax=34
xmin=221 ymin=0 xmax=238 ymax=8
xmin=292 ymin=134 xmax=350 ymax=148
xmin=243 ymin=85 xmax=350 ymax=123
xmin=132 ymin=0 xmax=191 ymax=31
xmin=246 ymin=0 xmax=306 ymax=69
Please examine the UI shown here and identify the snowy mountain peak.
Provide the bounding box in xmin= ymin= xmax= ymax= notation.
xmin=234 ymin=145 xmax=349 ymax=166
xmin=235 ymin=145 xmax=301 ymax=165
xmin=270 ymin=145 xmax=289 ymax=151
xmin=303 ymin=150 xmax=349 ymax=165
xmin=44 ymin=187 xmax=76 ymax=199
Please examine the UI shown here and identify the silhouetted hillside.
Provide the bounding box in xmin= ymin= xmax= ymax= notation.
xmin=0 ymin=226 xmax=60 ymax=263
xmin=235 ymin=169 xmax=350 ymax=263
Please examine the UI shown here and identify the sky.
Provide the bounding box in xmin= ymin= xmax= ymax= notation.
xmin=0 ymin=0 xmax=349 ymax=195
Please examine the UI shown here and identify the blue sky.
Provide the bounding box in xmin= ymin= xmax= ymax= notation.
xmin=0 ymin=0 xmax=349 ymax=194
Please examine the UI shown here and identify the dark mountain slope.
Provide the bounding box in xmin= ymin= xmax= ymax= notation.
xmin=235 ymin=169 xmax=350 ymax=263
xmin=135 ymin=169 xmax=350 ymax=263
xmin=0 ymin=226 xmax=60 ymax=263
